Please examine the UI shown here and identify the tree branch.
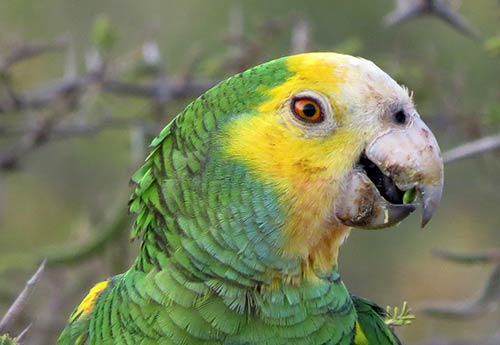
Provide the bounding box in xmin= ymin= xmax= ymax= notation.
xmin=432 ymin=248 xmax=500 ymax=265
xmin=384 ymin=0 xmax=480 ymax=39
xmin=419 ymin=264 xmax=500 ymax=319
xmin=443 ymin=133 xmax=500 ymax=164
xmin=0 ymin=37 xmax=67 ymax=71
xmin=0 ymin=260 xmax=45 ymax=334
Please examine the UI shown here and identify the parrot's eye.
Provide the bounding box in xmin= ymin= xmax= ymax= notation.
xmin=393 ymin=110 xmax=407 ymax=125
xmin=291 ymin=97 xmax=323 ymax=123
xmin=286 ymin=91 xmax=335 ymax=135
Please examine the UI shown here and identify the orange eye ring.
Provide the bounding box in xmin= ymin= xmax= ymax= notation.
xmin=291 ymin=97 xmax=323 ymax=123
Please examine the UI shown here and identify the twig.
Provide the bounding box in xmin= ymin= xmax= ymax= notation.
xmin=424 ymin=332 xmax=500 ymax=345
xmin=384 ymin=0 xmax=480 ymax=39
xmin=0 ymin=37 xmax=67 ymax=71
xmin=420 ymin=264 xmax=500 ymax=318
xmin=290 ymin=17 xmax=310 ymax=54
xmin=443 ymin=133 xmax=500 ymax=164
xmin=0 ymin=116 xmax=150 ymax=143
xmin=0 ymin=76 xmax=217 ymax=172
xmin=227 ymin=2 xmax=247 ymax=73
xmin=425 ymin=337 xmax=484 ymax=345
xmin=0 ymin=75 xmax=94 ymax=114
xmin=0 ymin=76 xmax=216 ymax=114
xmin=432 ymin=248 xmax=500 ymax=264
xmin=0 ymin=260 xmax=46 ymax=333
xmin=15 ymin=323 xmax=32 ymax=344
xmin=384 ymin=0 xmax=427 ymax=26
xmin=0 ymin=113 xmax=61 ymax=171
xmin=101 ymin=78 xmax=217 ymax=100
xmin=178 ymin=45 xmax=204 ymax=83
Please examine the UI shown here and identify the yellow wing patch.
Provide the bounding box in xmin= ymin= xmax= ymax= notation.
xmin=354 ymin=320 xmax=369 ymax=345
xmin=69 ymin=280 xmax=108 ymax=323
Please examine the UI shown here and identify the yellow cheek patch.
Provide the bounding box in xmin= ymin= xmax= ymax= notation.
xmin=222 ymin=54 xmax=368 ymax=269
xmin=70 ymin=280 xmax=109 ymax=322
xmin=224 ymin=112 xmax=361 ymax=183
xmin=224 ymin=53 xmax=365 ymax=186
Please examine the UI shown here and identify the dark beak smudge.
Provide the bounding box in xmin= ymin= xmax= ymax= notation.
xmin=358 ymin=154 xmax=405 ymax=205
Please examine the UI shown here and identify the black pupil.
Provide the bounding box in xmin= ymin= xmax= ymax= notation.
xmin=393 ymin=110 xmax=407 ymax=124
xmin=302 ymin=103 xmax=317 ymax=117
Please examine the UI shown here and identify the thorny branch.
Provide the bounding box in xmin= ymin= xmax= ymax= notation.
xmin=419 ymin=252 xmax=500 ymax=344
xmin=1 ymin=38 xmax=498 ymax=172
xmin=384 ymin=0 xmax=480 ymax=39
xmin=0 ymin=260 xmax=45 ymax=337
xmin=0 ymin=16 xmax=304 ymax=342
xmin=0 ymin=10 xmax=306 ymax=173
xmin=0 ymin=74 xmax=217 ymax=114
xmin=0 ymin=38 xmax=218 ymax=171
xmin=420 ymin=263 xmax=500 ymax=318
xmin=0 ymin=37 xmax=67 ymax=71
xmin=0 ymin=9 xmax=498 ymax=343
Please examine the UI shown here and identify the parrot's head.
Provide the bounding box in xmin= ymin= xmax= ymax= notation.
xmin=221 ymin=53 xmax=443 ymax=271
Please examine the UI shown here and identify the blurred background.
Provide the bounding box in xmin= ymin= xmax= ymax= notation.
xmin=0 ymin=0 xmax=499 ymax=344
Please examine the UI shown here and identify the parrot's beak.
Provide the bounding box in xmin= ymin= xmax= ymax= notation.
xmin=334 ymin=114 xmax=444 ymax=229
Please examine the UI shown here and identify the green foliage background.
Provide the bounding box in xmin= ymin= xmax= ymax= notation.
xmin=0 ymin=0 xmax=499 ymax=344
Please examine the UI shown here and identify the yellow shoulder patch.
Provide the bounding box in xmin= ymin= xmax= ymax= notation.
xmin=70 ymin=280 xmax=108 ymax=323
xmin=354 ymin=320 xmax=369 ymax=345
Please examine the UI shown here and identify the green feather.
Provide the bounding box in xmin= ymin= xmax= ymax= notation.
xmin=58 ymin=56 xmax=406 ymax=345
xmin=352 ymin=295 xmax=402 ymax=345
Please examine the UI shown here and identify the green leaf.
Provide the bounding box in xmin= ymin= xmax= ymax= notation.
xmin=91 ymin=14 xmax=117 ymax=53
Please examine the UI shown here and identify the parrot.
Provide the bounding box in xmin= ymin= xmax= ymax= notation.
xmin=58 ymin=52 xmax=444 ymax=345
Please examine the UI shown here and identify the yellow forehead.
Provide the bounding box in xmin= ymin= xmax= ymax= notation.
xmin=221 ymin=52 xmax=408 ymax=266
xmin=258 ymin=53 xmax=357 ymax=122
xmin=223 ymin=53 xmax=378 ymax=186
xmin=266 ymin=53 xmax=409 ymax=126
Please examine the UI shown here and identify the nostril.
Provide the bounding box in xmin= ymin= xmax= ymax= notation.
xmin=393 ymin=110 xmax=407 ymax=125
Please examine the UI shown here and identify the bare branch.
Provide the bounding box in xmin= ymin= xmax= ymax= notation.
xmin=0 ymin=75 xmax=217 ymax=172
xmin=419 ymin=264 xmax=500 ymax=319
xmin=384 ymin=0 xmax=480 ymax=39
xmin=101 ymin=78 xmax=217 ymax=100
xmin=0 ymin=76 xmax=92 ymax=114
xmin=0 ymin=75 xmax=217 ymax=115
xmin=0 ymin=260 xmax=46 ymax=333
xmin=443 ymin=133 xmax=500 ymax=164
xmin=15 ymin=323 xmax=32 ymax=344
xmin=0 ymin=37 xmax=67 ymax=71
xmin=290 ymin=17 xmax=310 ymax=54
xmin=433 ymin=248 xmax=500 ymax=265
xmin=424 ymin=333 xmax=500 ymax=345
xmin=0 ymin=115 xmax=59 ymax=171
xmin=384 ymin=0 xmax=427 ymax=27
xmin=227 ymin=2 xmax=247 ymax=73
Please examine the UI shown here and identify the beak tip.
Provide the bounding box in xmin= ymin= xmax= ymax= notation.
xmin=420 ymin=213 xmax=432 ymax=228
xmin=419 ymin=183 xmax=443 ymax=229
